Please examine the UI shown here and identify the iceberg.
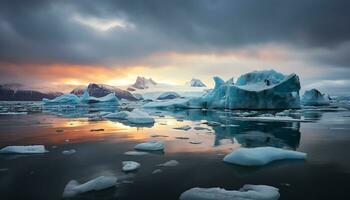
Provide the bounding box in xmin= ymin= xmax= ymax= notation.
xmin=180 ymin=184 xmax=280 ymax=200
xmin=105 ymin=109 xmax=154 ymax=124
xmin=186 ymin=78 xmax=207 ymax=87
xmin=122 ymin=161 xmax=141 ymax=172
xmin=43 ymin=94 xmax=80 ymax=104
xmin=0 ymin=145 xmax=47 ymax=154
xmin=223 ymin=147 xmax=306 ymax=166
xmin=134 ymin=141 xmax=165 ymax=151
xmin=301 ymin=89 xmax=330 ymax=106
xmin=79 ymin=90 xmax=119 ymax=104
xmin=201 ymin=70 xmax=301 ymax=109
xmin=157 ymin=92 xmax=180 ymax=100
xmin=62 ymin=176 xmax=117 ymax=198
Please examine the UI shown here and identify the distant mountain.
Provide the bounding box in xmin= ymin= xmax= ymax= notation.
xmin=0 ymin=85 xmax=62 ymax=101
xmin=186 ymin=78 xmax=206 ymax=87
xmin=131 ymin=76 xmax=157 ymax=89
xmin=71 ymin=83 xmax=137 ymax=101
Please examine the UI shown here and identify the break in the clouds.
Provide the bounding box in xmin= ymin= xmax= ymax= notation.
xmin=0 ymin=0 xmax=350 ymax=94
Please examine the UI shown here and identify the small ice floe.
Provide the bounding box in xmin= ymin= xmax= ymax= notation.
xmin=175 ymin=137 xmax=190 ymax=140
xmin=174 ymin=125 xmax=191 ymax=131
xmin=0 ymin=112 xmax=28 ymax=115
xmin=122 ymin=161 xmax=141 ymax=172
xmin=152 ymin=169 xmax=163 ymax=174
xmin=232 ymin=116 xmax=311 ymax=122
xmin=90 ymin=128 xmax=104 ymax=132
xmin=134 ymin=141 xmax=165 ymax=151
xmin=223 ymin=147 xmax=306 ymax=166
xmin=193 ymin=127 xmax=211 ymax=131
xmin=206 ymin=121 xmax=222 ymax=126
xmin=157 ymin=160 xmax=179 ymax=167
xmin=179 ymin=184 xmax=280 ymax=200
xmin=124 ymin=151 xmax=149 ymax=156
xmin=221 ymin=124 xmax=239 ymax=127
xmin=189 ymin=140 xmax=202 ymax=144
xmin=62 ymin=149 xmax=76 ymax=155
xmin=0 ymin=145 xmax=47 ymax=154
xmin=62 ymin=176 xmax=117 ymax=198
xmin=105 ymin=109 xmax=155 ymax=124
xmin=150 ymin=134 xmax=169 ymax=138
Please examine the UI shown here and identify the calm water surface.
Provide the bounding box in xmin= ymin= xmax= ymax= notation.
xmin=0 ymin=102 xmax=349 ymax=200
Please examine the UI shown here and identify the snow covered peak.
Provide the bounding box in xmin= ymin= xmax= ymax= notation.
xmin=132 ymin=76 xmax=157 ymax=89
xmin=186 ymin=78 xmax=207 ymax=87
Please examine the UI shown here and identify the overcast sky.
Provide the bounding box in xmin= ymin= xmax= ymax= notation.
xmin=0 ymin=0 xmax=349 ymax=94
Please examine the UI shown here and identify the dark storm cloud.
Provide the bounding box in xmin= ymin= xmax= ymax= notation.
xmin=0 ymin=0 xmax=350 ymax=66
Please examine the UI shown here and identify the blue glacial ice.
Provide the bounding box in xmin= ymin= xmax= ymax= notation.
xmin=62 ymin=176 xmax=117 ymax=198
xmin=143 ymin=70 xmax=301 ymax=110
xmin=43 ymin=94 xmax=81 ymax=104
xmin=180 ymin=184 xmax=280 ymax=200
xmin=0 ymin=145 xmax=47 ymax=154
xmin=156 ymin=92 xmax=180 ymax=100
xmin=223 ymin=147 xmax=306 ymax=166
xmin=301 ymin=89 xmax=330 ymax=106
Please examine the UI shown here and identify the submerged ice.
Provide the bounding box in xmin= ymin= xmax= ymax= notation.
xmin=134 ymin=141 xmax=165 ymax=151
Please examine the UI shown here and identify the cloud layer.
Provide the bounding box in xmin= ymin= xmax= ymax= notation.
xmin=0 ymin=0 xmax=349 ymax=94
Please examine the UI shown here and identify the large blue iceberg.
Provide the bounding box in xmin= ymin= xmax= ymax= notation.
xmin=144 ymin=70 xmax=301 ymax=110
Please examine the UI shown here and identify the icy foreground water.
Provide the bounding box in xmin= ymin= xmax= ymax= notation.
xmin=0 ymin=101 xmax=350 ymax=199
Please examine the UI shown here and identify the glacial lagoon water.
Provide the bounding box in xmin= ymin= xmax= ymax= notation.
xmin=0 ymin=101 xmax=350 ymax=199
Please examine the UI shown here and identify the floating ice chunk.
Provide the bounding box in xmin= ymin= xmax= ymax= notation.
xmin=62 ymin=176 xmax=117 ymax=198
xmin=157 ymin=92 xmax=180 ymax=100
xmin=174 ymin=125 xmax=191 ymax=131
xmin=189 ymin=140 xmax=202 ymax=144
xmin=152 ymin=169 xmax=163 ymax=174
xmin=62 ymin=149 xmax=76 ymax=155
xmin=105 ymin=109 xmax=155 ymax=124
xmin=134 ymin=141 xmax=165 ymax=151
xmin=157 ymin=160 xmax=179 ymax=167
xmin=0 ymin=145 xmax=47 ymax=154
xmin=80 ymin=90 xmax=119 ymax=104
xmin=301 ymin=89 xmax=330 ymax=106
xmin=122 ymin=161 xmax=141 ymax=172
xmin=126 ymin=109 xmax=155 ymax=124
xmin=232 ymin=116 xmax=311 ymax=122
xmin=223 ymin=147 xmax=306 ymax=166
xmin=180 ymin=184 xmax=280 ymax=200
xmin=124 ymin=151 xmax=149 ymax=156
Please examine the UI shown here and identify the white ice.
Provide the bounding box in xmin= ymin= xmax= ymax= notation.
xmin=157 ymin=160 xmax=179 ymax=167
xmin=62 ymin=176 xmax=117 ymax=198
xmin=179 ymin=184 xmax=280 ymax=200
xmin=124 ymin=151 xmax=149 ymax=156
xmin=134 ymin=141 xmax=165 ymax=151
xmin=122 ymin=161 xmax=141 ymax=172
xmin=223 ymin=147 xmax=306 ymax=166
xmin=62 ymin=149 xmax=76 ymax=155
xmin=0 ymin=145 xmax=47 ymax=154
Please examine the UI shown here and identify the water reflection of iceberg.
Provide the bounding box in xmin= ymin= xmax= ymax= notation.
xmin=155 ymin=109 xmax=301 ymax=149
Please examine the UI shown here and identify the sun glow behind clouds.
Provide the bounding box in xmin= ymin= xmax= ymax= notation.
xmin=73 ymin=15 xmax=134 ymax=31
